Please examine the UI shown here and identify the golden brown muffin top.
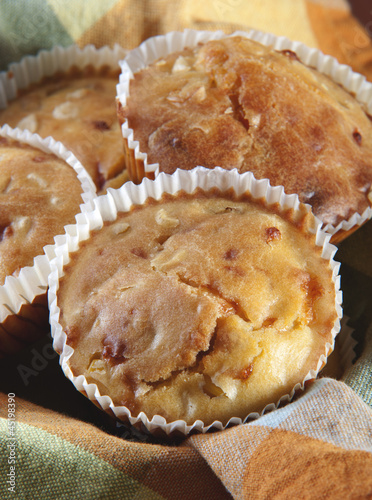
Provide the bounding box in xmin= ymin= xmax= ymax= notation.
xmin=0 ymin=137 xmax=84 ymax=285
xmin=0 ymin=66 xmax=126 ymax=191
xmin=57 ymin=191 xmax=337 ymax=426
xmin=119 ymin=36 xmax=372 ymax=228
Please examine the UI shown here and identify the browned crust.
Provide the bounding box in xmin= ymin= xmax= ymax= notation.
xmin=119 ymin=36 xmax=372 ymax=231
xmin=12 ymin=64 xmax=120 ymax=98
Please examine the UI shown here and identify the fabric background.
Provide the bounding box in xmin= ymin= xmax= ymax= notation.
xmin=0 ymin=1 xmax=371 ymax=499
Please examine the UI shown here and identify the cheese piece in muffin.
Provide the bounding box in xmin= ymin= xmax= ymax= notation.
xmin=118 ymin=36 xmax=372 ymax=236
xmin=57 ymin=190 xmax=338 ymax=426
xmin=0 ymin=137 xmax=86 ymax=356
xmin=0 ymin=66 xmax=127 ymax=192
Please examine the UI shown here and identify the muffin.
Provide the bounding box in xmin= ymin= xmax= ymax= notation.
xmin=117 ymin=31 xmax=372 ymax=241
xmin=0 ymin=45 xmax=128 ymax=192
xmin=50 ymin=167 xmax=341 ymax=433
xmin=0 ymin=126 xmax=95 ymax=356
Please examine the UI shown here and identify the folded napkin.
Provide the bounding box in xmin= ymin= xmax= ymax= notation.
xmin=0 ymin=1 xmax=372 ymax=498
xmin=1 ymin=0 xmax=372 ymax=80
xmin=0 ymin=378 xmax=371 ymax=499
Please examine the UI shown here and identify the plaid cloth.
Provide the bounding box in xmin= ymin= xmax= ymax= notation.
xmin=0 ymin=0 xmax=372 ymax=498
xmin=0 ymin=379 xmax=371 ymax=499
xmin=1 ymin=0 xmax=372 ymax=79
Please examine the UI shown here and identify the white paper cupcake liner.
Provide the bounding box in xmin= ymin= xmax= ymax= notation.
xmin=0 ymin=43 xmax=127 ymax=109
xmin=0 ymin=124 xmax=96 ymax=329
xmin=116 ymin=28 xmax=372 ymax=239
xmin=318 ymin=314 xmax=357 ymax=380
xmin=48 ymin=166 xmax=342 ymax=436
xmin=338 ymin=316 xmax=358 ymax=372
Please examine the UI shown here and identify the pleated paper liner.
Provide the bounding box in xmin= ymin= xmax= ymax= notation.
xmin=0 ymin=125 xmax=96 ymax=357
xmin=319 ymin=315 xmax=357 ymax=380
xmin=116 ymin=28 xmax=372 ymax=242
xmin=48 ymin=167 xmax=342 ymax=437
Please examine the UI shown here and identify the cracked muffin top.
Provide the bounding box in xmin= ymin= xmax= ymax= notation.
xmin=0 ymin=137 xmax=85 ymax=285
xmin=0 ymin=66 xmax=127 ymax=192
xmin=118 ymin=36 xmax=372 ymax=235
xmin=57 ymin=190 xmax=338 ymax=426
